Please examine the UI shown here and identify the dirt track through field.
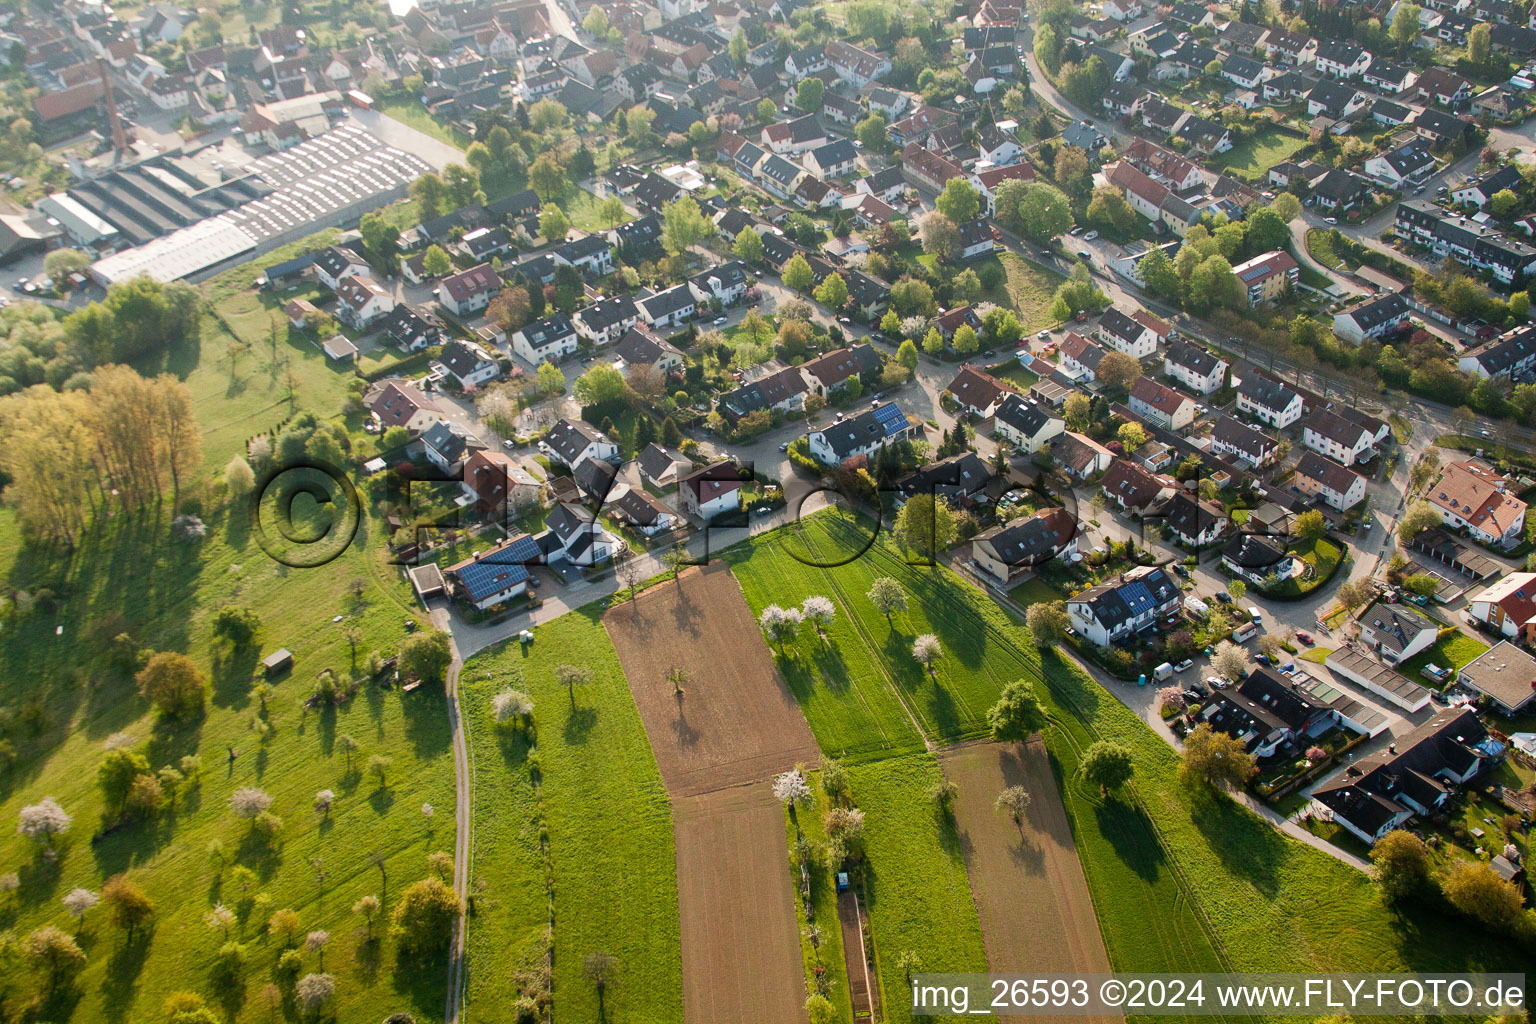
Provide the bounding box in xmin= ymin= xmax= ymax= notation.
xmin=603 ymin=564 xmax=821 ymax=796
xmin=605 ymin=564 xmax=816 ymax=1024
xmin=939 ymin=740 xmax=1122 ymax=1024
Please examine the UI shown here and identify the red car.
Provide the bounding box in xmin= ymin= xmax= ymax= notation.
xmin=1295 ymin=631 xmax=1314 ymax=645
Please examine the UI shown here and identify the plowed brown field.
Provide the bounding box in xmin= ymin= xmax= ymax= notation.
xmin=673 ymin=786 xmax=808 ymax=1024
xmin=938 ymin=740 xmax=1122 ymax=1024
xmin=603 ymin=564 xmax=820 ymax=797
xmin=605 ymin=564 xmax=817 ymax=1024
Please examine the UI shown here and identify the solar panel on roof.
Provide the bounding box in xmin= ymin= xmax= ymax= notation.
xmin=1120 ymin=580 xmax=1155 ymax=616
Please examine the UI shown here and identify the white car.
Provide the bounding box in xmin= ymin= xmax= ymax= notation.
xmin=1174 ymin=659 xmax=1194 ymax=673
xmin=713 ymin=316 xmax=728 ymax=325
xmin=1206 ymin=676 xmax=1228 ymax=690
xmin=1082 ymin=230 xmax=1099 ymax=241
xmin=1036 ymin=330 xmax=1051 ymax=340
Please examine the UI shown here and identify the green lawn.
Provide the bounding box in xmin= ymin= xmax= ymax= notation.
xmin=730 ymin=514 xmax=1525 ymax=992
xmin=1263 ymin=536 xmax=1344 ymax=598
xmin=1398 ymin=630 xmax=1491 ymax=688
xmin=847 ymin=754 xmax=989 ymax=1022
xmin=787 ymin=774 xmax=853 ymax=1022
xmin=0 ymin=503 xmax=455 ymax=1024
xmin=985 ymin=359 xmax=1040 ymax=390
xmin=988 ymin=252 xmax=1066 ymax=333
xmin=378 ymin=100 xmax=472 ymax=151
xmin=1306 ymin=229 xmax=1346 ymax=270
xmin=562 ymin=188 xmax=627 ymax=234
xmin=1209 ymin=126 xmax=1308 ymax=182
xmin=459 ymin=612 xmax=682 ymax=1022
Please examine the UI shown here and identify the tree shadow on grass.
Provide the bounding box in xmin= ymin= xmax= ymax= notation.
xmin=1091 ymin=797 xmax=1167 ymax=884
xmin=563 ymin=705 xmax=598 ymax=746
xmin=1187 ymin=786 xmax=1285 ymax=898
xmin=925 ymin=680 xmax=962 ymax=742
xmin=368 ymin=785 xmax=396 ymax=817
xmin=234 ymin=830 xmax=283 ymax=883
xmin=145 ymin=711 xmax=204 ymax=774
xmin=810 ymin=641 xmax=853 ymax=695
xmin=390 ymin=947 xmax=448 ymax=1021
xmin=99 ymin=933 xmax=151 ymax=1020
xmin=210 ymin=645 xmax=258 ymax=711
xmin=401 ymin=691 xmax=452 ymax=760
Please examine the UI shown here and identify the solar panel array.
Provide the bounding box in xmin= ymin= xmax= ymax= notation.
xmin=872 ymin=401 xmax=908 ymax=436
xmin=453 ymin=534 xmax=543 ymax=602
xmin=225 ymin=123 xmax=432 ymax=242
xmin=1118 ymin=580 xmax=1156 ymax=617
xmin=92 ymin=123 xmax=433 ymax=283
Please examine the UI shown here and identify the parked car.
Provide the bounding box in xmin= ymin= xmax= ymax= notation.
xmin=1173 ymin=658 xmax=1194 ymax=673
xmin=1082 ymin=230 xmax=1099 ymax=241
xmin=1206 ymin=676 xmax=1228 ymax=690
xmin=713 ymin=316 xmax=728 ymax=325
xmin=778 ymin=441 xmax=790 ymax=452
xmin=1295 ymin=630 xmax=1313 ymax=645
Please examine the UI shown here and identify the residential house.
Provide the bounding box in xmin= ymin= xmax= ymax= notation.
xmin=637 ymin=442 xmax=692 ymax=490
xmin=1451 ymin=164 xmax=1524 ymax=209
xmin=419 ymin=421 xmax=483 ymax=474
xmin=1425 ymin=460 xmax=1529 ymax=546
xmin=1058 ymin=332 xmax=1106 ymax=382
xmin=1417 ymin=67 xmax=1473 ymax=107
xmin=1221 ymin=532 xmax=1300 ymax=586
xmin=540 ymin=418 xmax=619 ymax=470
xmin=717 ymin=365 xmax=809 ymax=422
xmin=1333 ymin=292 xmax=1410 ymax=344
xmin=369 ymin=381 xmax=443 ymax=435
xmin=1468 ymin=573 xmax=1536 ymax=642
xmin=1301 ymin=409 xmax=1377 ymax=468
xmin=1457 ymin=642 xmax=1536 ymax=715
xmin=900 ymin=143 xmax=966 ymax=193
xmin=462 ymin=449 xmax=541 ymax=518
xmin=946 ymin=365 xmax=1012 ymax=418
xmin=1158 ymin=491 xmax=1227 ymax=547
xmin=1053 ymin=431 xmax=1115 ymax=479
xmin=891 ymin=452 xmax=992 ymax=506
xmin=970 ymin=508 xmax=1081 ymax=584
xmin=1100 ymin=458 xmax=1176 ymax=515
xmin=446 ymin=534 xmax=540 ymax=609
xmin=992 ymin=393 xmax=1066 ymax=452
xmin=1314 ymin=38 xmax=1371 ymax=77
xmin=1199 ymin=668 xmax=1337 ymax=757
xmin=607 ymin=486 xmax=680 ymax=536
xmin=1210 ymin=415 xmax=1278 ymax=468
xmin=804 ymin=139 xmax=857 ymax=179
xmin=1129 ymin=377 xmax=1197 ymax=431
xmin=1237 ymin=370 xmax=1303 ymax=427
xmin=637 ymin=284 xmax=697 ymax=330
xmin=806 ymin=401 xmax=913 ymax=464
xmin=1067 ymin=565 xmax=1182 ymax=646
xmin=1230 ymin=250 xmax=1298 ymax=306
xmin=1097 ymin=307 xmax=1159 ymax=359
xmin=543 ymin=501 xmax=620 ymax=565
xmin=1361 ymin=61 xmax=1417 ymax=94
xmin=335 ymin=274 xmax=392 ymax=328
xmin=1293 ymin=450 xmax=1367 ymax=511
xmin=801 ymin=344 xmax=880 ymax=396
xmin=436 ymin=339 xmax=501 ymax=389
xmin=1365 ymin=140 xmax=1436 ymax=187
xmin=678 ymin=460 xmax=746 ymax=518
xmin=687 ymin=261 xmax=751 ymax=307
xmin=1360 ymin=604 xmax=1440 ymax=665
xmin=1459 ymin=326 xmax=1536 ymax=378
xmin=1309 ymin=168 xmax=1373 ymax=214
xmin=439 ymin=263 xmax=502 ymax=316
xmin=313 ymin=245 xmax=368 ymax=290
xmin=1163 ymin=340 xmax=1228 ymax=394
xmin=1312 ymin=707 xmax=1500 ymax=843
xmin=380 ymin=304 xmax=445 ymax=352
xmin=761 ymin=114 xmax=827 ymax=155
xmin=574 ymin=294 xmax=642 ymax=347
xmin=511 ymin=313 xmax=578 ymax=365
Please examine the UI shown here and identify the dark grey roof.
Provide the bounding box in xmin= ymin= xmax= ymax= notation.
xmin=993 ymin=393 xmax=1057 ymax=436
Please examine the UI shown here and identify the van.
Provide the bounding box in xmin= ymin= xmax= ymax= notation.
xmin=1231 ymin=620 xmax=1258 ymax=643
xmin=1248 ymin=607 xmax=1263 ymax=625
xmin=1153 ymin=662 xmax=1174 ymax=682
